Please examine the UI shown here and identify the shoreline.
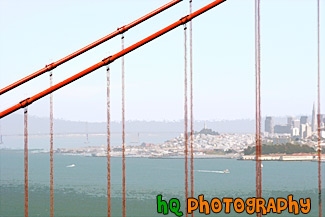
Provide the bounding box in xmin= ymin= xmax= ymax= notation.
xmin=2 ymin=149 xmax=324 ymax=162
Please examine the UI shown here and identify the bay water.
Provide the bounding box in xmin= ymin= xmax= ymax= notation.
xmin=0 ymin=134 xmax=324 ymax=216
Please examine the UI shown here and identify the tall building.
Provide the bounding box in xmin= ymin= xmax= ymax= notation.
xmin=265 ymin=116 xmax=274 ymax=134
xmin=300 ymin=123 xmax=312 ymax=139
xmin=292 ymin=120 xmax=300 ymax=128
xmin=300 ymin=116 xmax=308 ymax=125
xmin=318 ymin=114 xmax=325 ymax=128
xmin=291 ymin=127 xmax=299 ymax=137
xmin=312 ymin=103 xmax=317 ymax=132
xmin=274 ymin=125 xmax=291 ymax=134
xmin=306 ymin=124 xmax=312 ymax=138
xmin=287 ymin=116 xmax=294 ymax=128
xmin=320 ymin=114 xmax=325 ymax=124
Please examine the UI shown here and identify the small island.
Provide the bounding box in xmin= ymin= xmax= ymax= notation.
xmin=240 ymin=143 xmax=325 ymax=161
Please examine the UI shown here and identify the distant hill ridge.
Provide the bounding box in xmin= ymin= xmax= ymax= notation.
xmin=0 ymin=114 xmax=297 ymax=135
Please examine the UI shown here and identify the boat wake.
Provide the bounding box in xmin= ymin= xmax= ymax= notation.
xmin=197 ymin=169 xmax=229 ymax=174
xmin=66 ymin=164 xmax=76 ymax=168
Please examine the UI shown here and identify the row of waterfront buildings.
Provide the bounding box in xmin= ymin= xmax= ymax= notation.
xmin=56 ymin=132 xmax=253 ymax=158
xmin=265 ymin=103 xmax=325 ymax=139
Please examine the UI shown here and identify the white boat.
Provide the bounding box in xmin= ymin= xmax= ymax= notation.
xmin=66 ymin=164 xmax=76 ymax=168
xmin=223 ymin=169 xmax=230 ymax=173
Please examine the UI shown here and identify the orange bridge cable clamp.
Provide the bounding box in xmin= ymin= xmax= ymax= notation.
xmin=0 ymin=0 xmax=227 ymax=119
xmin=0 ymin=0 xmax=183 ymax=95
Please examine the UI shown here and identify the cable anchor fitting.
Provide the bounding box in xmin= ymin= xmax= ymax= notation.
xmin=117 ymin=25 xmax=127 ymax=34
xmin=102 ymin=56 xmax=112 ymax=66
xmin=20 ymin=98 xmax=31 ymax=108
xmin=45 ymin=63 xmax=56 ymax=71
xmin=180 ymin=15 xmax=190 ymax=25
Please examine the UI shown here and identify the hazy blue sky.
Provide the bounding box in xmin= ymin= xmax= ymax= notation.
xmin=0 ymin=0 xmax=324 ymax=122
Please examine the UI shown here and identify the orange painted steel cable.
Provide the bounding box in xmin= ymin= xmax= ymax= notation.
xmin=255 ymin=0 xmax=258 ymax=200
xmin=0 ymin=0 xmax=183 ymax=95
xmin=184 ymin=23 xmax=189 ymax=217
xmin=106 ymin=64 xmax=111 ymax=217
xmin=189 ymin=2 xmax=194 ymax=216
xmin=121 ymin=35 xmax=126 ymax=217
xmin=255 ymin=1 xmax=262 ymax=217
xmin=49 ymin=71 xmax=54 ymax=217
xmin=258 ymin=0 xmax=262 ymax=203
xmin=258 ymin=0 xmax=262 ymax=201
xmin=24 ymin=107 xmax=28 ymax=217
xmin=317 ymin=0 xmax=322 ymax=216
xmin=0 ymin=0 xmax=227 ymax=119
xmin=258 ymin=0 xmax=262 ymax=200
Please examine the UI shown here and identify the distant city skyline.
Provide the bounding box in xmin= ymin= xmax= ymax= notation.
xmin=264 ymin=103 xmax=325 ymax=139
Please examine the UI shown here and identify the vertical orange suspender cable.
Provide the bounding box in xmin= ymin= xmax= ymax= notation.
xmin=255 ymin=0 xmax=258 ymax=204
xmin=50 ymin=71 xmax=54 ymax=217
xmin=258 ymin=0 xmax=262 ymax=202
xmin=184 ymin=23 xmax=189 ymax=217
xmin=258 ymin=0 xmax=262 ymax=203
xmin=121 ymin=34 xmax=126 ymax=217
xmin=106 ymin=64 xmax=111 ymax=217
xmin=255 ymin=1 xmax=262 ymax=217
xmin=24 ymin=107 xmax=28 ymax=217
xmin=189 ymin=2 xmax=194 ymax=215
xmin=317 ymin=0 xmax=322 ymax=216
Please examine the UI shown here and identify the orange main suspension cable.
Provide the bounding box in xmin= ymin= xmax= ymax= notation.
xmin=121 ymin=34 xmax=126 ymax=217
xmin=0 ymin=0 xmax=227 ymax=119
xmin=184 ymin=23 xmax=189 ymax=217
xmin=0 ymin=0 xmax=184 ymax=95
xmin=106 ymin=64 xmax=111 ymax=217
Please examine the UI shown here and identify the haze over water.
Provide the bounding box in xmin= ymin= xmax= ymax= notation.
xmin=1 ymin=149 xmax=323 ymax=217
